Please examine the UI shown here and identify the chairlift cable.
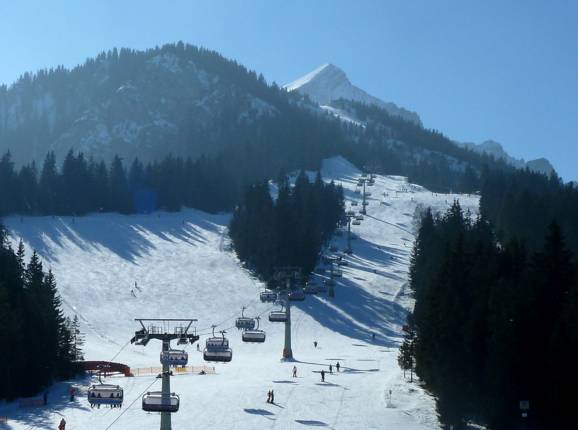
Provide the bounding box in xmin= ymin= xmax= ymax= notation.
xmin=108 ymin=339 xmax=132 ymax=363
xmin=103 ymin=377 xmax=159 ymax=430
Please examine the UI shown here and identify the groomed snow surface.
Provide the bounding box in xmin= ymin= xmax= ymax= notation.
xmin=0 ymin=157 xmax=479 ymax=430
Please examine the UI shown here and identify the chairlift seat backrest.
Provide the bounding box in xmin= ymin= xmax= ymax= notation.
xmin=269 ymin=311 xmax=287 ymax=322
xmin=206 ymin=337 xmax=229 ymax=350
xmin=142 ymin=391 xmax=179 ymax=413
xmin=88 ymin=384 xmax=123 ymax=405
xmin=235 ymin=317 xmax=256 ymax=330
xmin=242 ymin=330 xmax=266 ymax=343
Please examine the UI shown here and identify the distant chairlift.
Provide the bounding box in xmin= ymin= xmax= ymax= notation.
xmin=288 ymin=288 xmax=305 ymax=301
xmin=235 ymin=307 xmax=256 ymax=330
xmin=242 ymin=317 xmax=266 ymax=343
xmin=351 ymin=201 xmax=358 ymax=206
xmin=203 ymin=328 xmax=233 ymax=363
xmin=160 ymin=349 xmax=188 ymax=366
xmin=142 ymin=391 xmax=180 ymax=413
xmin=260 ymin=290 xmax=277 ymax=303
xmin=304 ymin=282 xmax=320 ymax=294
xmin=88 ymin=384 xmax=123 ymax=407
xmin=352 ymin=219 xmax=361 ymax=225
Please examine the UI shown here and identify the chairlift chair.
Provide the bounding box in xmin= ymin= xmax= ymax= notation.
xmin=160 ymin=349 xmax=188 ymax=366
xmin=235 ymin=307 xmax=256 ymax=330
xmin=203 ymin=328 xmax=233 ymax=363
xmin=260 ymin=290 xmax=277 ymax=303
xmin=88 ymin=384 xmax=123 ymax=407
xmin=142 ymin=391 xmax=179 ymax=413
xmin=351 ymin=201 xmax=358 ymax=206
xmin=352 ymin=220 xmax=361 ymax=225
xmin=269 ymin=305 xmax=288 ymax=322
xmin=242 ymin=317 xmax=266 ymax=343
xmin=304 ymin=283 xmax=320 ymax=294
xmin=288 ymin=289 xmax=305 ymax=301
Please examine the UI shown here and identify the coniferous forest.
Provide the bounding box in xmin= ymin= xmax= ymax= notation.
xmin=229 ymin=171 xmax=344 ymax=281
xmin=0 ymin=225 xmax=79 ymax=400
xmin=402 ymin=202 xmax=578 ymax=429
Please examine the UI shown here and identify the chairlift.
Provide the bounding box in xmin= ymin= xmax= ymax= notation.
xmin=352 ymin=220 xmax=361 ymax=225
xmin=332 ymin=269 xmax=343 ymax=278
xmin=351 ymin=201 xmax=358 ymax=206
xmin=355 ymin=215 xmax=364 ymax=221
xmin=203 ymin=328 xmax=233 ymax=362
xmin=288 ymin=288 xmax=305 ymax=301
xmin=142 ymin=391 xmax=179 ymax=413
xmin=88 ymin=384 xmax=123 ymax=407
xmin=260 ymin=290 xmax=277 ymax=303
xmin=160 ymin=349 xmax=188 ymax=366
xmin=304 ymin=282 xmax=320 ymax=294
xmin=235 ymin=307 xmax=256 ymax=330
xmin=242 ymin=317 xmax=266 ymax=343
xmin=269 ymin=305 xmax=288 ymax=322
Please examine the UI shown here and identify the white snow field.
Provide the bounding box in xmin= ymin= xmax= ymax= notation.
xmin=0 ymin=157 xmax=478 ymax=430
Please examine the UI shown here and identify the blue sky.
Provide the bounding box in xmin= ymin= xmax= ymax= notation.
xmin=1 ymin=0 xmax=576 ymax=180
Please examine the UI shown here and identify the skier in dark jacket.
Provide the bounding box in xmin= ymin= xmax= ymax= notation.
xmin=321 ymin=369 xmax=325 ymax=382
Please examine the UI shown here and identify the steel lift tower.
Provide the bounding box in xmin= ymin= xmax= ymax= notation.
xmin=131 ymin=318 xmax=199 ymax=430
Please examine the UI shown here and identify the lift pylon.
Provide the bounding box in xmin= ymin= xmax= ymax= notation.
xmin=131 ymin=318 xmax=199 ymax=430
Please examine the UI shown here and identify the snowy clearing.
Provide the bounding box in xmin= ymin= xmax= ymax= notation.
xmin=0 ymin=157 xmax=479 ymax=430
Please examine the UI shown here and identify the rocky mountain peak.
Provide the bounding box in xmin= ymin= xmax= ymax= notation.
xmin=284 ymin=64 xmax=422 ymax=125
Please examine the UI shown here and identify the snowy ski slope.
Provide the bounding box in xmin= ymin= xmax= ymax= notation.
xmin=0 ymin=156 xmax=479 ymax=430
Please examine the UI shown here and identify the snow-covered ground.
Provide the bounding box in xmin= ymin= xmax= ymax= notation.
xmin=0 ymin=157 xmax=478 ymax=430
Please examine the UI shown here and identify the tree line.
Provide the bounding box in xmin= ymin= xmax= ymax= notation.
xmin=401 ymin=202 xmax=578 ymax=429
xmin=0 ymin=225 xmax=80 ymax=400
xmin=229 ymin=171 xmax=344 ymax=281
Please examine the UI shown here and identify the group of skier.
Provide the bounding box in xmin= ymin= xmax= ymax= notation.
xmin=268 ymin=360 xmax=342 ymax=402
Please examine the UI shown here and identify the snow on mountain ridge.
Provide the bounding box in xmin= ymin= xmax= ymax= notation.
xmin=284 ymin=64 xmax=422 ymax=126
xmin=462 ymin=139 xmax=555 ymax=176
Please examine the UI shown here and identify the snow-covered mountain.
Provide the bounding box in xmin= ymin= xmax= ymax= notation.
xmin=462 ymin=139 xmax=555 ymax=176
xmin=284 ymin=64 xmax=422 ymax=126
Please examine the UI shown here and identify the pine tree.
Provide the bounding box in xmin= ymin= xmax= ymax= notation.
xmin=398 ymin=319 xmax=416 ymax=382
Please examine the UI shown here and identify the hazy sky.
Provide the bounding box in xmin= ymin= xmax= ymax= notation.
xmin=1 ymin=1 xmax=576 ymax=180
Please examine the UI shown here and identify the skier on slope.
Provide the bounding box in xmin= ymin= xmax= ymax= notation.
xmin=329 ymin=364 xmax=333 ymax=374
xmin=292 ymin=366 xmax=297 ymax=378
xmin=58 ymin=418 xmax=66 ymax=430
xmin=336 ymin=362 xmax=340 ymax=372
xmin=321 ymin=369 xmax=325 ymax=382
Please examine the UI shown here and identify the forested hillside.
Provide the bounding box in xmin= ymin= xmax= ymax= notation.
xmin=0 ymin=226 xmax=79 ymax=400
xmin=403 ymin=203 xmax=578 ymax=429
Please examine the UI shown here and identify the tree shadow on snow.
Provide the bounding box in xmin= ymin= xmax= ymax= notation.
xmin=294 ymin=283 xmax=407 ymax=348
xmin=7 ymin=209 xmax=227 ymax=264
xmin=0 ymin=379 xmax=91 ymax=430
